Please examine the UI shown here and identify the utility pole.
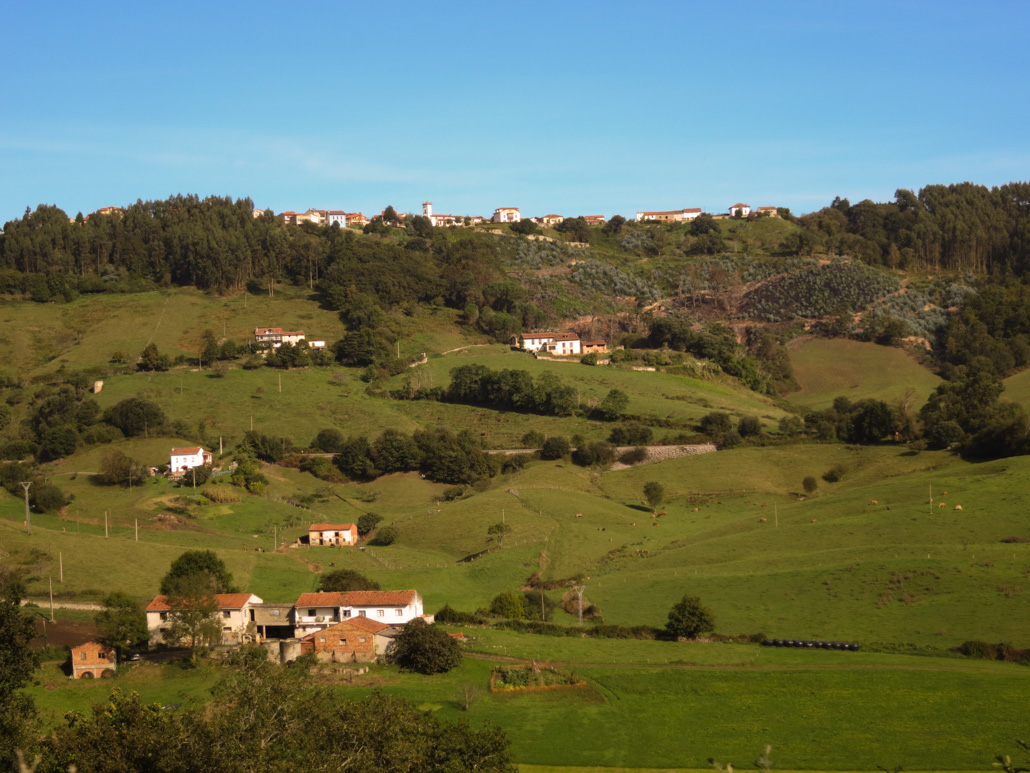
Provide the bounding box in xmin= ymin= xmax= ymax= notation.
xmin=49 ymin=577 xmax=55 ymax=622
xmin=59 ymin=552 xmax=63 ymax=582
xmin=278 ymin=373 xmax=282 ymax=393
xmin=20 ymin=481 xmax=32 ymax=535
xmin=135 ymin=519 xmax=139 ymax=542
xmin=105 ymin=511 xmax=109 ymax=538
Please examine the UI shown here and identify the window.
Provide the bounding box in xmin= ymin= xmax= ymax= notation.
xmin=377 ymin=609 xmax=385 ymax=617
xmin=159 ymin=612 xmax=168 ymax=621
xmin=319 ymin=637 xmax=326 ymax=643
xmin=80 ymin=652 xmax=86 ymax=660
xmin=342 ymin=609 xmax=351 ymax=617
xmin=338 ymin=638 xmax=345 ymax=645
xmin=222 ymin=611 xmax=231 ymax=618
xmin=270 ymin=609 xmax=280 ymax=617
xmin=395 ymin=609 xmax=403 ymax=616
xmin=359 ymin=636 xmax=366 ymax=643
xmin=308 ymin=609 xmax=316 ymax=617
xmin=358 ymin=610 xmax=366 ymax=617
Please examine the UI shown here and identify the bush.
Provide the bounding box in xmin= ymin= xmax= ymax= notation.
xmin=32 ymin=483 xmax=68 ymax=514
xmin=580 ymin=353 xmax=599 ymax=366
xmin=371 ymin=526 xmax=397 ymax=546
xmin=618 ymin=447 xmax=648 ymax=465
xmin=665 ymin=595 xmax=715 ymax=639
xmin=737 ymin=416 xmax=762 ymax=438
xmin=521 ymin=430 xmax=545 ymax=448
xmin=540 ymin=436 xmax=570 ymax=460
xmin=318 ymin=569 xmax=380 ymax=592
xmin=572 ymin=441 xmax=615 ymax=468
xmin=802 ymin=476 xmax=818 ymax=494
xmin=822 ymin=464 xmax=846 ymax=483
xmin=356 ymin=512 xmax=383 ymax=536
xmin=490 ymin=591 xmax=530 ymax=620
xmin=390 ymin=618 xmax=462 ymax=674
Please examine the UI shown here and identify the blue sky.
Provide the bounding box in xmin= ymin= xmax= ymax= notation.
xmin=2 ymin=0 xmax=1027 ymax=224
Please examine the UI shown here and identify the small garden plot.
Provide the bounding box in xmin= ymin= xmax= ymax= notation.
xmin=490 ymin=664 xmax=586 ymax=693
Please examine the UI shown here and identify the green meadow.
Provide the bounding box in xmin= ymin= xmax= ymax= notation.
xmin=786 ymin=338 xmax=942 ymax=411
xmin=3 ymin=290 xmax=1030 ymax=771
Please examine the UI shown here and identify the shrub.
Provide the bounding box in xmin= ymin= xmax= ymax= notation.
xmin=490 ymin=591 xmax=530 ymax=620
xmin=618 ymin=447 xmax=648 ymax=465
xmin=540 ymin=436 xmax=570 ymax=460
xmin=580 ymin=353 xmax=599 ymax=366
xmin=390 ymin=618 xmax=462 ymax=674
xmin=802 ymin=476 xmax=818 ymax=494
xmin=371 ymin=526 xmax=397 ymax=546
xmin=822 ymin=464 xmax=846 ymax=483
xmin=357 ymin=512 xmax=383 ymax=536
xmin=665 ymin=595 xmax=715 ymax=639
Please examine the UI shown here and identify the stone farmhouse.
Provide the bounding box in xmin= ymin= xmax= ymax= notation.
xmin=145 ymin=592 xmax=264 ymax=646
xmin=70 ymin=641 xmax=117 ymax=679
xmin=308 ymin=523 xmax=358 ymax=546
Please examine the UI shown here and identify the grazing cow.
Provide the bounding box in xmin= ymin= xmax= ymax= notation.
xmin=939 ymin=502 xmax=947 ymax=508
xmin=954 ymin=505 xmax=963 ymax=510
xmin=759 ymin=517 xmax=767 ymax=523
xmin=870 ymin=500 xmax=878 ymax=505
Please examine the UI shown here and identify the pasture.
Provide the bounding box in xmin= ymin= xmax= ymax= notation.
xmin=787 ymin=337 xmax=941 ymax=410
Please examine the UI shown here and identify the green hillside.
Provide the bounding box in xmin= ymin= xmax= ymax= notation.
xmin=787 ymin=337 xmax=942 ymax=410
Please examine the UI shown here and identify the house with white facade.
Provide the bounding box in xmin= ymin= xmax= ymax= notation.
xmin=729 ymin=203 xmax=752 ymax=217
xmin=541 ymin=214 xmax=565 ymax=226
xmin=635 ymin=208 xmax=702 ymax=223
xmin=293 ymin=590 xmax=425 ymax=637
xmin=253 ymin=327 xmax=325 ymax=349
xmin=514 ymin=332 xmax=582 ymax=356
xmin=308 ymin=523 xmax=358 ymax=546
xmin=422 ymin=202 xmax=465 ymax=227
xmin=145 ymin=593 xmax=263 ymax=646
xmin=492 ymin=207 xmax=521 ymax=223
xmin=169 ymin=447 xmax=213 ymax=475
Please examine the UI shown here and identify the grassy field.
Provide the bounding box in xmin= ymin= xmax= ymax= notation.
xmin=786 ymin=338 xmax=941 ymax=411
xmin=24 ymin=639 xmax=1028 ymax=771
xmin=7 ymin=441 xmax=1030 ymax=648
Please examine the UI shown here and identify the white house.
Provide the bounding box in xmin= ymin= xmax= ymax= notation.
xmin=145 ymin=592 xmax=263 ymax=646
xmin=493 ymin=207 xmax=521 ymax=223
xmin=253 ymin=327 xmax=324 ymax=349
xmin=169 ymin=446 xmax=212 ymax=475
xmin=516 ymin=332 xmax=558 ymax=352
xmin=293 ymin=590 xmax=425 ymax=637
xmin=514 ymin=332 xmax=581 ymax=356
xmin=729 ymin=203 xmax=751 ymax=217
xmin=635 ymin=208 xmax=702 ymax=222
xmin=308 ymin=523 xmax=358 ymax=546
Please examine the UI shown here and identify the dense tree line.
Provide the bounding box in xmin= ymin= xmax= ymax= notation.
xmin=789 ymin=183 xmax=1030 ymax=274
xmin=333 ymin=427 xmax=501 ymax=484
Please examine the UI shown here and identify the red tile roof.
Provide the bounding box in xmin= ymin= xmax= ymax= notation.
xmin=554 ymin=332 xmax=580 ymax=341
xmin=295 ymin=590 xmax=418 ymax=608
xmin=341 ymin=616 xmax=391 ymax=633
xmin=147 ymin=593 xmax=260 ymax=612
xmin=309 ymin=523 xmax=357 ymax=532
xmin=171 ymin=447 xmax=203 ymax=455
xmin=731 ymin=203 xmax=750 ymax=208
xmin=522 ymin=332 xmax=557 ymax=340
